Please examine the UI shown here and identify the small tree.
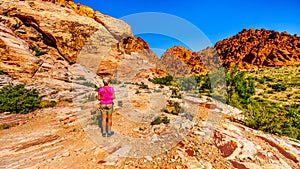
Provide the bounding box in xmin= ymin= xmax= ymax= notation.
xmin=226 ymin=66 xmax=255 ymax=107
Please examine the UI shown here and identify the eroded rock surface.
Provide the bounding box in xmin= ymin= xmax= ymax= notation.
xmin=161 ymin=29 xmax=300 ymax=76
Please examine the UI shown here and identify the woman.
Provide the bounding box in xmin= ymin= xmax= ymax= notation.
xmin=98 ymin=77 xmax=115 ymax=137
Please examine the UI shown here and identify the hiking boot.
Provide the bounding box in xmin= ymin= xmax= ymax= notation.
xmin=107 ymin=131 xmax=114 ymax=137
xmin=102 ymin=132 xmax=106 ymax=137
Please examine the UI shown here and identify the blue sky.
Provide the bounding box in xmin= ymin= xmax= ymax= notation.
xmin=74 ymin=0 xmax=300 ymax=56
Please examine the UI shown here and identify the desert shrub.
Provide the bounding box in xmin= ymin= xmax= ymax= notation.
xmin=0 ymin=84 xmax=41 ymax=114
xmin=165 ymin=100 xmax=181 ymax=115
xmin=81 ymin=81 xmax=97 ymax=88
xmin=244 ymin=98 xmax=300 ymax=140
xmin=178 ymin=76 xmax=198 ymax=91
xmin=170 ymin=87 xmax=182 ymax=99
xmin=194 ymin=75 xmax=212 ymax=96
xmin=263 ymin=76 xmax=273 ymax=82
xmin=76 ymin=76 xmax=86 ymax=81
xmin=138 ymin=82 xmax=149 ymax=89
xmin=0 ymin=70 xmax=8 ymax=75
xmin=111 ymin=79 xmax=121 ymax=84
xmin=267 ymin=83 xmax=287 ymax=92
xmin=151 ymin=116 xmax=170 ymax=125
xmin=151 ymin=116 xmax=161 ymax=125
xmin=150 ymin=75 xmax=175 ymax=86
xmin=0 ymin=123 xmax=17 ymax=130
xmin=29 ymin=46 xmax=47 ymax=56
xmin=86 ymin=93 xmax=97 ymax=101
xmin=161 ymin=116 xmax=170 ymax=124
xmin=60 ymin=98 xmax=73 ymax=102
xmin=154 ymin=89 xmax=162 ymax=93
xmin=39 ymin=100 xmax=56 ymax=108
xmin=258 ymin=77 xmax=266 ymax=84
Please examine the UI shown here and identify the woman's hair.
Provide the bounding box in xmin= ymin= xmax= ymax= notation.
xmin=103 ymin=77 xmax=110 ymax=86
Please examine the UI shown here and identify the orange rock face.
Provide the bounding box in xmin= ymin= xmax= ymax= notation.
xmin=42 ymin=0 xmax=95 ymax=18
xmin=96 ymin=36 xmax=159 ymax=80
xmin=161 ymin=29 xmax=300 ymax=75
xmin=216 ymin=28 xmax=300 ymax=69
xmin=160 ymin=46 xmax=197 ymax=76
xmin=116 ymin=37 xmax=150 ymax=55
xmin=160 ymin=46 xmax=208 ymax=76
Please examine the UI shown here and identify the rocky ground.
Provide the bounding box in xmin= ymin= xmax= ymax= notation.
xmin=1 ymin=83 xmax=300 ymax=169
xmin=0 ymin=1 xmax=300 ymax=168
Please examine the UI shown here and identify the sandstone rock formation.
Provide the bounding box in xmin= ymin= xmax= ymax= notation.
xmin=160 ymin=46 xmax=196 ymax=77
xmin=160 ymin=46 xmax=223 ymax=76
xmin=161 ymin=29 xmax=300 ymax=75
xmin=0 ymin=0 xmax=149 ymax=100
xmin=0 ymin=1 xmax=109 ymax=63
xmin=94 ymin=36 xmax=159 ymax=81
xmin=0 ymin=23 xmax=42 ymax=78
xmin=216 ymin=28 xmax=300 ymax=69
xmin=42 ymin=0 xmax=132 ymax=40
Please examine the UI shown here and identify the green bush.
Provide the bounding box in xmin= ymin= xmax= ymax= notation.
xmin=86 ymin=93 xmax=97 ymax=101
xmin=257 ymin=78 xmax=266 ymax=84
xmin=0 ymin=70 xmax=8 ymax=75
xmin=0 ymin=123 xmax=17 ymax=130
xmin=81 ymin=81 xmax=97 ymax=88
xmin=29 ymin=46 xmax=47 ymax=56
xmin=263 ymin=76 xmax=273 ymax=82
xmin=111 ymin=79 xmax=121 ymax=84
xmin=150 ymin=75 xmax=175 ymax=86
xmin=170 ymin=87 xmax=182 ymax=99
xmin=151 ymin=116 xmax=170 ymax=125
xmin=226 ymin=66 xmax=255 ymax=107
xmin=138 ymin=82 xmax=149 ymax=89
xmin=267 ymin=83 xmax=287 ymax=92
xmin=0 ymin=84 xmax=41 ymax=114
xmin=165 ymin=100 xmax=181 ymax=115
xmin=178 ymin=76 xmax=198 ymax=91
xmin=244 ymin=99 xmax=300 ymax=140
xmin=76 ymin=76 xmax=86 ymax=81
xmin=60 ymin=98 xmax=73 ymax=102
xmin=151 ymin=116 xmax=161 ymax=125
xmin=225 ymin=65 xmax=300 ymax=140
xmin=39 ymin=100 xmax=56 ymax=108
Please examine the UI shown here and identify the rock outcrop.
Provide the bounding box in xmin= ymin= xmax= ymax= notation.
xmin=160 ymin=46 xmax=196 ymax=76
xmin=216 ymin=28 xmax=300 ymax=69
xmin=160 ymin=46 xmax=223 ymax=76
xmin=0 ymin=0 xmax=146 ymax=100
xmin=161 ymin=29 xmax=300 ymax=75
xmin=0 ymin=0 xmax=132 ymax=65
xmin=0 ymin=23 xmax=42 ymax=78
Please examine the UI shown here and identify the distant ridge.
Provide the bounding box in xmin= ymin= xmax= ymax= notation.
xmin=161 ymin=28 xmax=300 ymax=75
xmin=216 ymin=28 xmax=300 ymax=69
